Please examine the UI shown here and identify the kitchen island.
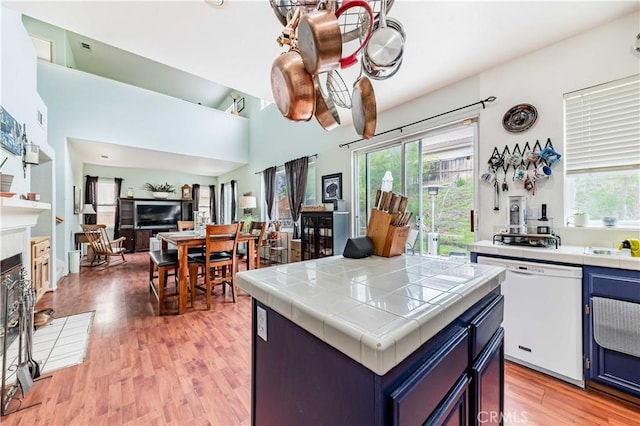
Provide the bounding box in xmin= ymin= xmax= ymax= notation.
xmin=237 ymin=255 xmax=505 ymax=425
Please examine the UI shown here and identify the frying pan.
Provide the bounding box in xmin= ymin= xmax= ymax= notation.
xmin=297 ymin=0 xmax=342 ymax=75
xmin=314 ymin=75 xmax=341 ymax=130
xmin=351 ymin=70 xmax=377 ymax=139
xmin=365 ymin=1 xmax=404 ymax=68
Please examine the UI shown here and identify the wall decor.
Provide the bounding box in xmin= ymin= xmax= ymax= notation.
xmin=73 ymin=185 xmax=81 ymax=214
xmin=0 ymin=106 xmax=23 ymax=155
xmin=322 ymin=173 xmax=342 ymax=203
xmin=502 ymin=103 xmax=538 ymax=133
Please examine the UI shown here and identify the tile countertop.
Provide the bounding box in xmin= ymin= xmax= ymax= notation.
xmin=469 ymin=240 xmax=640 ymax=271
xmin=237 ymin=255 xmax=504 ymax=376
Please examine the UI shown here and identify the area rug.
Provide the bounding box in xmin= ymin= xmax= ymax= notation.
xmin=4 ymin=311 xmax=95 ymax=383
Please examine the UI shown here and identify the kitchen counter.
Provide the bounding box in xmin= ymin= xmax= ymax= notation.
xmin=469 ymin=240 xmax=640 ymax=271
xmin=237 ymin=254 xmax=504 ymax=376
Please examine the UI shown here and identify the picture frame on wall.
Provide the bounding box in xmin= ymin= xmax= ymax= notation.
xmin=73 ymin=185 xmax=81 ymax=214
xmin=321 ymin=173 xmax=342 ymax=203
xmin=0 ymin=106 xmax=23 ymax=156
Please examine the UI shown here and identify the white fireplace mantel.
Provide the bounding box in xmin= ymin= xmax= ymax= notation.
xmin=0 ymin=197 xmax=51 ymax=231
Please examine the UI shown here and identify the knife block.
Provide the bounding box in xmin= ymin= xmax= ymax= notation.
xmin=366 ymin=209 xmax=410 ymax=257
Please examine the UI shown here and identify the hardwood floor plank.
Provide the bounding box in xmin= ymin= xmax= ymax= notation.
xmin=2 ymin=252 xmax=638 ymax=425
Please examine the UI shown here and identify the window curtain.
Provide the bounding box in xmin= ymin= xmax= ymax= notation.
xmin=230 ymin=180 xmax=237 ymax=223
xmin=84 ymin=175 xmax=98 ymax=225
xmin=285 ymin=156 xmax=309 ymax=238
xmin=113 ymin=177 xmax=123 ymax=237
xmin=192 ymin=183 xmax=200 ymax=209
xmin=220 ymin=183 xmax=225 ymax=224
xmin=263 ymin=166 xmax=277 ymax=221
xmin=209 ymin=184 xmax=217 ymax=223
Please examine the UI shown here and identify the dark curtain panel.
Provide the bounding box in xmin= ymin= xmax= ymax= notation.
xmin=113 ymin=177 xmax=123 ymax=237
xmin=84 ymin=175 xmax=98 ymax=225
xmin=230 ymin=180 xmax=237 ymax=223
xmin=263 ymin=166 xmax=277 ymax=221
xmin=220 ymin=183 xmax=225 ymax=224
xmin=192 ymin=183 xmax=200 ymax=210
xmin=209 ymin=185 xmax=217 ymax=224
xmin=285 ymin=156 xmax=308 ymax=239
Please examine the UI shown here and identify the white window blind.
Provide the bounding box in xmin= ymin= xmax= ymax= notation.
xmin=564 ymin=74 xmax=640 ymax=174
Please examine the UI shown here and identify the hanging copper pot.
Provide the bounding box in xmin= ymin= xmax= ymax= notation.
xmin=297 ymin=0 xmax=342 ymax=75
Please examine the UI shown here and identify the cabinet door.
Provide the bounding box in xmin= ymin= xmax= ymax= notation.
xmin=301 ymin=214 xmax=318 ymax=260
xmin=390 ymin=327 xmax=468 ymax=426
xmin=426 ymin=375 xmax=470 ymax=426
xmin=119 ymin=229 xmax=135 ymax=253
xmin=584 ymin=267 xmax=640 ymax=399
xmin=470 ymin=328 xmax=504 ymax=426
xmin=135 ymin=230 xmax=152 ymax=251
xmin=119 ymin=199 xmax=134 ymax=227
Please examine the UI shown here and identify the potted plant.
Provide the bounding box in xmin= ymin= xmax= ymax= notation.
xmin=142 ymin=182 xmax=176 ymax=199
xmin=0 ymin=157 xmax=13 ymax=193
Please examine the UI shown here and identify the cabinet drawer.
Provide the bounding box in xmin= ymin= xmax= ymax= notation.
xmin=32 ymin=239 xmax=51 ymax=257
xmin=469 ymin=295 xmax=504 ymax=360
xmin=390 ymin=327 xmax=469 ymax=426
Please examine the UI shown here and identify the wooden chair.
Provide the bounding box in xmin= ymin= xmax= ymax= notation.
xmin=81 ymin=224 xmax=126 ymax=266
xmin=188 ymin=223 xmax=241 ymax=309
xmin=148 ymin=249 xmax=179 ymax=315
xmin=177 ymin=220 xmax=194 ymax=231
xmin=237 ymin=221 xmax=267 ymax=269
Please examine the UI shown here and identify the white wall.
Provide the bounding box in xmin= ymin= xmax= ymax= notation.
xmin=222 ymin=11 xmax=640 ymax=245
xmin=0 ymin=7 xmax=55 ymax=280
xmin=36 ymin=62 xmax=249 ymax=271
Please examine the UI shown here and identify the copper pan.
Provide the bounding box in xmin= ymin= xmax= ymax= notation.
xmin=351 ymin=73 xmax=376 ymax=139
xmin=314 ymin=75 xmax=341 ymax=131
xmin=271 ymin=8 xmax=316 ymax=121
xmin=298 ymin=0 xmax=342 ymax=75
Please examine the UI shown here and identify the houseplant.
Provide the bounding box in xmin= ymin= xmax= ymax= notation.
xmin=142 ymin=182 xmax=176 ymax=199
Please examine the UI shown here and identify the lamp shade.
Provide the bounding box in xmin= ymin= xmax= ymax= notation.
xmin=81 ymin=204 xmax=97 ymax=214
xmin=239 ymin=196 xmax=257 ymax=210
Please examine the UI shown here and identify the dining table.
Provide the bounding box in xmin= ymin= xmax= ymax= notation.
xmin=156 ymin=230 xmax=260 ymax=314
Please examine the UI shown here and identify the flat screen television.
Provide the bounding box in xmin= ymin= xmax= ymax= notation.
xmin=135 ymin=201 xmax=181 ymax=229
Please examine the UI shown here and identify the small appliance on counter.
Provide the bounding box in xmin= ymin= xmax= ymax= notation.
xmin=494 ymin=201 xmax=561 ymax=248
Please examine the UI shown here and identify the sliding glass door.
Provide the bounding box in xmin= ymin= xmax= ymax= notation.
xmin=354 ymin=121 xmax=477 ymax=257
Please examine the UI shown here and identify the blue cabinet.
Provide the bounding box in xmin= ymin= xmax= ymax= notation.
xmin=471 ymin=328 xmax=505 ymax=426
xmin=251 ymin=289 xmax=504 ymax=425
xmin=583 ymin=266 xmax=640 ymax=401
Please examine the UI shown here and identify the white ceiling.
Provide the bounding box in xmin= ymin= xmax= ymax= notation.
xmin=6 ymin=1 xmax=638 ymax=175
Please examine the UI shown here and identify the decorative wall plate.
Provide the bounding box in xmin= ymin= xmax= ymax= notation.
xmin=503 ymin=104 xmax=538 ymax=133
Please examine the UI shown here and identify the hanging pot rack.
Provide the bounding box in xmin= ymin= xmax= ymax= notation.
xmin=338 ymin=96 xmax=497 ymax=148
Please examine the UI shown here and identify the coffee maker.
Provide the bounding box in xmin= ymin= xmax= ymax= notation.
xmin=507 ymin=196 xmax=527 ymax=234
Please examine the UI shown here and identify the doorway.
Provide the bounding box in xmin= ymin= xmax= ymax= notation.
xmin=354 ymin=120 xmax=477 ymax=256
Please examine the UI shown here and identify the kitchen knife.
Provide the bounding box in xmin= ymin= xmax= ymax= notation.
xmin=389 ymin=194 xmax=398 ymax=213
xmin=374 ymin=190 xmax=382 ymax=209
xmin=398 ymin=196 xmax=408 ymax=213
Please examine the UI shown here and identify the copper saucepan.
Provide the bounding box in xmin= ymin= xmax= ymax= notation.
xmin=297 ymin=0 xmax=342 ymax=75
xmin=271 ymin=8 xmax=316 ymax=121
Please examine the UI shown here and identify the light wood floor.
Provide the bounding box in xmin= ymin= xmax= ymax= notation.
xmin=4 ymin=253 xmax=639 ymax=425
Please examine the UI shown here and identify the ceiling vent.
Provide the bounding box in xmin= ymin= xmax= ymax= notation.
xmin=80 ymin=42 xmax=92 ymax=51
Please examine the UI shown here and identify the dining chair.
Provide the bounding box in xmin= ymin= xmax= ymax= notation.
xmin=188 ymin=223 xmax=241 ymax=309
xmin=81 ymin=224 xmax=127 ymax=266
xmin=148 ymin=249 xmax=179 ymax=315
xmin=237 ymin=221 xmax=267 ymax=269
xmin=177 ymin=220 xmax=194 ymax=231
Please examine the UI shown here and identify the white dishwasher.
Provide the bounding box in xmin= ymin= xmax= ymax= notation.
xmin=477 ymin=256 xmax=584 ymax=387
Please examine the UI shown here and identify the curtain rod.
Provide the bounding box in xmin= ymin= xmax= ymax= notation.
xmin=338 ymin=96 xmax=497 ymax=148
xmin=254 ymin=153 xmax=318 ymax=175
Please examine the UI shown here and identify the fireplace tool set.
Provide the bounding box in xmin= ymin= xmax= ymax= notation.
xmin=1 ymin=260 xmax=50 ymax=416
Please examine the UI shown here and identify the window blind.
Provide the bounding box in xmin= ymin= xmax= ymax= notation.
xmin=564 ymin=74 xmax=640 ymax=174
